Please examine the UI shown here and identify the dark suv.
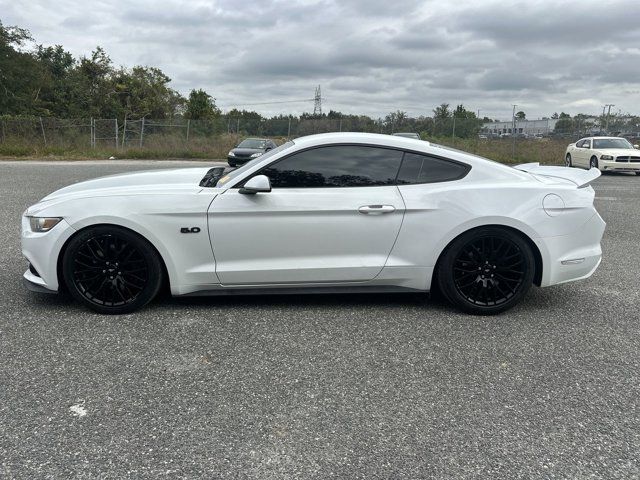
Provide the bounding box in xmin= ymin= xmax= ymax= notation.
xmin=227 ymin=138 xmax=278 ymax=167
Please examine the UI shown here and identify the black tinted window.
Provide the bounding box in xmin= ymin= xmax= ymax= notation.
xmin=261 ymin=146 xmax=403 ymax=188
xmin=396 ymin=152 xmax=469 ymax=184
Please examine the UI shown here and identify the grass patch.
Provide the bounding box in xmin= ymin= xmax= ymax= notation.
xmin=0 ymin=134 xmax=568 ymax=165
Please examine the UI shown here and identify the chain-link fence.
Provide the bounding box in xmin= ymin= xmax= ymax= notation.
xmin=2 ymin=114 xmax=638 ymax=164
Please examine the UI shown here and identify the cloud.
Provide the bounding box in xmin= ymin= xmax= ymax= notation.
xmin=2 ymin=0 xmax=639 ymax=119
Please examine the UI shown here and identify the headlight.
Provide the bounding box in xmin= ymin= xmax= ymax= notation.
xmin=29 ymin=217 xmax=62 ymax=232
xmin=228 ymin=151 xmax=235 ymax=156
xmin=250 ymin=152 xmax=263 ymax=158
xmin=600 ymin=155 xmax=614 ymax=160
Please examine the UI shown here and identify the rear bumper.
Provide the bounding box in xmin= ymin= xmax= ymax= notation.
xmin=537 ymin=212 xmax=606 ymax=287
xmin=600 ymin=160 xmax=640 ymax=172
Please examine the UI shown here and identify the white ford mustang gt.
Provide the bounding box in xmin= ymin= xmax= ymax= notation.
xmin=22 ymin=132 xmax=605 ymax=315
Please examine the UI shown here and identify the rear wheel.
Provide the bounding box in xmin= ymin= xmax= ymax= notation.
xmin=62 ymin=226 xmax=163 ymax=314
xmin=565 ymin=153 xmax=572 ymax=167
xmin=635 ymin=172 xmax=640 ymax=176
xmin=437 ymin=227 xmax=535 ymax=315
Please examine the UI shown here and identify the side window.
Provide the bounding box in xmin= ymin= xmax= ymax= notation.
xmin=259 ymin=146 xmax=403 ymax=188
xmin=396 ymin=152 xmax=470 ymax=184
xmin=575 ymin=140 xmax=585 ymax=148
xmin=583 ymin=140 xmax=591 ymax=149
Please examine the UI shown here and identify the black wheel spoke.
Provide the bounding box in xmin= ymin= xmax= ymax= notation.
xmin=452 ymin=234 xmax=526 ymax=307
xmin=71 ymin=232 xmax=149 ymax=308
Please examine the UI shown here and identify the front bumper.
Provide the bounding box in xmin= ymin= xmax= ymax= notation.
xmin=227 ymin=156 xmax=251 ymax=164
xmin=600 ymin=160 xmax=640 ymax=172
xmin=21 ymin=216 xmax=76 ymax=293
xmin=537 ymin=211 xmax=606 ymax=287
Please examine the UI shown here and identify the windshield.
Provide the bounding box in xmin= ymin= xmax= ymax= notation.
xmin=238 ymin=138 xmax=267 ymax=149
xmin=217 ymin=141 xmax=295 ymax=187
xmin=593 ymin=138 xmax=632 ymax=149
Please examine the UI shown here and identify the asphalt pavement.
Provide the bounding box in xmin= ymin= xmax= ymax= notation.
xmin=1 ymin=160 xmax=639 ymax=479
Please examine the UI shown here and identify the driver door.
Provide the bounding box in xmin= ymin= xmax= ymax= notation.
xmin=208 ymin=145 xmax=406 ymax=285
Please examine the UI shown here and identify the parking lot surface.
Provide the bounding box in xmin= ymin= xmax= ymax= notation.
xmin=1 ymin=160 xmax=639 ymax=479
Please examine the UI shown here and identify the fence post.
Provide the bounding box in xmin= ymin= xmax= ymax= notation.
xmin=236 ymin=117 xmax=240 ymax=134
xmin=287 ymin=117 xmax=291 ymax=139
xmin=90 ymin=117 xmax=94 ymax=147
xmin=122 ymin=115 xmax=127 ymax=148
xmin=339 ymin=119 xmax=342 ymax=132
xmin=139 ymin=117 xmax=145 ymax=147
xmin=39 ymin=117 xmax=47 ymax=145
xmin=115 ymin=119 xmax=118 ymax=149
xmin=186 ymin=119 xmax=190 ymax=143
xmin=452 ymin=117 xmax=456 ymax=138
xmin=0 ymin=117 xmax=4 ymax=144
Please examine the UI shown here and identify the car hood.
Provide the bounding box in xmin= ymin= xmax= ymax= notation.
xmin=231 ymin=148 xmax=263 ymax=155
xmin=39 ymin=167 xmax=212 ymax=203
xmin=592 ymin=148 xmax=640 ymax=156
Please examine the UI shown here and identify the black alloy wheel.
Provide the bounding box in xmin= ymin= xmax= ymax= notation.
xmin=437 ymin=227 xmax=535 ymax=315
xmin=62 ymin=226 xmax=163 ymax=314
xmin=565 ymin=153 xmax=572 ymax=167
xmin=590 ymin=156 xmax=599 ymax=169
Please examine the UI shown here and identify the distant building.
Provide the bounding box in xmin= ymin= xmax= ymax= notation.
xmin=481 ymin=119 xmax=558 ymax=136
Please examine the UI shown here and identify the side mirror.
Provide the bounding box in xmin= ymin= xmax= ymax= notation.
xmin=634 ymin=144 xmax=639 ymax=149
xmin=239 ymin=175 xmax=271 ymax=194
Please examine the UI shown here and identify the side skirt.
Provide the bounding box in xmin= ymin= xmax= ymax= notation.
xmin=180 ymin=285 xmax=426 ymax=297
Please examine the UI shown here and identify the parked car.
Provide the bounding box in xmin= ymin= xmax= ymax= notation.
xmin=22 ymin=132 xmax=605 ymax=315
xmin=228 ymin=138 xmax=278 ymax=167
xmin=565 ymin=136 xmax=640 ymax=174
xmin=392 ymin=132 xmax=421 ymax=140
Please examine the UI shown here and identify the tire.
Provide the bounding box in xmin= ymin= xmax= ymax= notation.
xmin=228 ymin=161 xmax=236 ymax=167
xmin=590 ymin=156 xmax=599 ymax=169
xmin=62 ymin=225 xmax=163 ymax=314
xmin=635 ymin=172 xmax=640 ymax=176
xmin=436 ymin=227 xmax=535 ymax=315
xmin=565 ymin=153 xmax=572 ymax=167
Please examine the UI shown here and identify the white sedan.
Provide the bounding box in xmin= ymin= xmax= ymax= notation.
xmin=22 ymin=133 xmax=605 ymax=315
xmin=565 ymin=136 xmax=640 ymax=174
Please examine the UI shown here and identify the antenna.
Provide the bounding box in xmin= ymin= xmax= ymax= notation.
xmin=313 ymin=85 xmax=322 ymax=116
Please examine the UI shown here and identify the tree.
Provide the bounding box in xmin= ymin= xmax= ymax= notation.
xmin=433 ymin=103 xmax=451 ymax=119
xmin=0 ymin=22 xmax=48 ymax=115
xmin=554 ymin=113 xmax=574 ymax=135
xmin=185 ymin=89 xmax=220 ymax=120
xmin=515 ymin=111 xmax=526 ymax=120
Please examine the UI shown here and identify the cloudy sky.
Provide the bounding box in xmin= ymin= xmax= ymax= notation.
xmin=2 ymin=0 xmax=639 ymax=120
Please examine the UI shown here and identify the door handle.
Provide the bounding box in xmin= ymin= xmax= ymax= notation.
xmin=358 ymin=205 xmax=396 ymax=215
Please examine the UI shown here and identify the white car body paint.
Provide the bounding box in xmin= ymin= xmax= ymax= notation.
xmin=22 ymin=132 xmax=605 ymax=297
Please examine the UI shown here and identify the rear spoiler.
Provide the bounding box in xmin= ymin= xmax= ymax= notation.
xmin=514 ymin=163 xmax=601 ymax=188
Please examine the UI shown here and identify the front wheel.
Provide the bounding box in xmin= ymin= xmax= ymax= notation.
xmin=62 ymin=226 xmax=163 ymax=314
xmin=635 ymin=172 xmax=640 ymax=176
xmin=590 ymin=156 xmax=599 ymax=169
xmin=565 ymin=153 xmax=572 ymax=167
xmin=437 ymin=227 xmax=535 ymax=315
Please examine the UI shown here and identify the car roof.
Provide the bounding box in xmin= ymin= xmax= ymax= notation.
xmin=292 ymin=132 xmax=430 ymax=148
xmin=584 ymin=136 xmax=625 ymax=140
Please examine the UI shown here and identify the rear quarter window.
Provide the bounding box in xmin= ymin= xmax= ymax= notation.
xmin=396 ymin=152 xmax=470 ymax=184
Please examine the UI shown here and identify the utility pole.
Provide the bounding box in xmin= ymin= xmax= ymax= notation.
xmin=512 ymin=104 xmax=517 ymax=160
xmin=604 ymin=104 xmax=615 ymax=133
